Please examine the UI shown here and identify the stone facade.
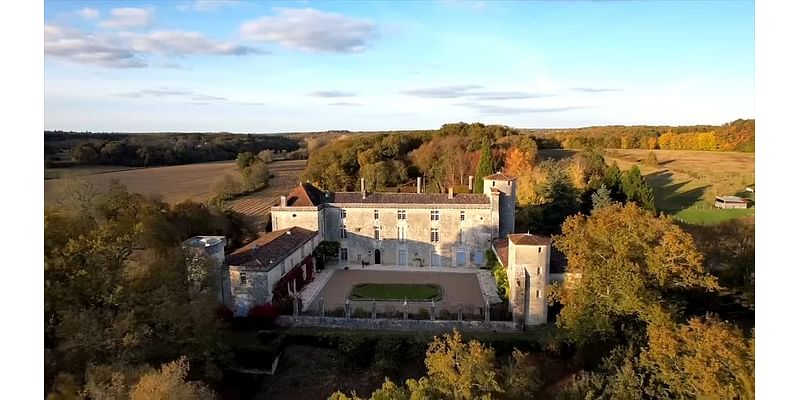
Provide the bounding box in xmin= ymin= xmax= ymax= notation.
xmin=226 ymin=228 xmax=321 ymax=316
xmin=492 ymin=234 xmax=551 ymax=328
xmin=271 ymin=176 xmax=516 ymax=269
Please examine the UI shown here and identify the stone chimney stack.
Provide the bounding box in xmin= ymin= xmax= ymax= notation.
xmin=448 ymin=187 xmax=454 ymax=199
xmin=361 ymin=177 xmax=366 ymax=199
xmin=417 ymin=177 xmax=422 ymax=194
xmin=280 ymin=195 xmax=287 ymax=207
xmin=468 ymin=176 xmax=474 ymax=191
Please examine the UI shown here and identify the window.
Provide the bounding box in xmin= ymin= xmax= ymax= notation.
xmin=397 ymin=226 xmax=407 ymax=242
xmin=397 ymin=210 xmax=406 ymax=220
xmin=340 ymin=209 xmax=347 ymax=219
xmin=538 ymin=247 xmax=542 ymax=253
xmin=474 ymin=250 xmax=484 ymax=265
xmin=460 ymin=210 xmax=465 ymax=221
xmin=340 ymin=248 xmax=348 ymax=261
xmin=340 ymin=225 xmax=347 ymax=239
xmin=458 ymin=229 xmax=463 ymax=243
xmin=537 ymin=266 xmax=541 ymax=275
xmin=456 ymin=250 xmax=467 ymax=266
xmin=492 ymin=181 xmax=496 ymax=187
xmin=398 ymin=249 xmax=408 ymax=266
xmin=430 ymin=210 xmax=440 ymax=221
xmin=240 ymin=272 xmax=247 ymax=285
xmin=374 ymin=209 xmax=379 ymax=220
xmin=536 ymin=289 xmax=541 ymax=298
xmin=374 ymin=227 xmax=381 ymax=240
xmin=430 ymin=228 xmax=439 ymax=243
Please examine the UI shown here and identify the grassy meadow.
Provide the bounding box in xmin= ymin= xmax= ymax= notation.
xmin=539 ymin=148 xmax=755 ymax=224
xmin=349 ymin=283 xmax=443 ymax=301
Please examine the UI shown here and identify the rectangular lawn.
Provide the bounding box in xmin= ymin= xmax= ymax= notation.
xmin=349 ymin=283 xmax=443 ymax=301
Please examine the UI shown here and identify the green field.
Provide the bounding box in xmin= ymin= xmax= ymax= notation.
xmin=349 ymin=283 xmax=443 ymax=301
xmin=674 ymin=207 xmax=755 ymax=225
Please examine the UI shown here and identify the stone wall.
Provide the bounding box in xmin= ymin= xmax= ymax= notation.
xmin=275 ymin=315 xmax=520 ymax=333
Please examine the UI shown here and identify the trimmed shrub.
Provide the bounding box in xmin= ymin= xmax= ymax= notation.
xmin=417 ymin=308 xmax=430 ymax=320
xmin=351 ymin=307 xmax=370 ymax=319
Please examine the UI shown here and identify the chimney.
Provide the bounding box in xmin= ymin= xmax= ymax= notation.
xmin=361 ymin=177 xmax=366 ymax=199
xmin=448 ymin=187 xmax=454 ymax=199
xmin=468 ymin=176 xmax=474 ymax=191
xmin=417 ymin=177 xmax=422 ymax=194
xmin=280 ymin=195 xmax=287 ymax=207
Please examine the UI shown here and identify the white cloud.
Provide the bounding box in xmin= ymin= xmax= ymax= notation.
xmin=179 ymin=0 xmax=242 ymax=12
xmin=114 ymin=87 xmax=228 ymax=101
xmin=122 ymin=30 xmax=266 ymax=56
xmin=100 ymin=8 xmax=154 ymax=29
xmin=240 ymin=8 xmax=377 ymax=53
xmin=45 ymin=24 xmax=146 ymax=68
xmin=75 ymin=7 xmax=99 ymax=19
xmin=45 ymin=24 xmax=265 ymax=68
xmin=309 ymin=90 xmax=357 ymax=98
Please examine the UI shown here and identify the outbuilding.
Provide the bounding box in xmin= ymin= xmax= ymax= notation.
xmin=714 ymin=196 xmax=748 ymax=209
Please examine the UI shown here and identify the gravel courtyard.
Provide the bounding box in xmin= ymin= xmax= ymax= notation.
xmin=309 ymin=270 xmax=488 ymax=315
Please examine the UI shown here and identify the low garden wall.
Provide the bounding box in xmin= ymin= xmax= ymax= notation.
xmin=275 ymin=315 xmax=520 ymax=333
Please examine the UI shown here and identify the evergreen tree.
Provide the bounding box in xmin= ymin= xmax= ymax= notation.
xmin=591 ymin=184 xmax=613 ymax=213
xmin=474 ymin=138 xmax=493 ymax=193
xmin=604 ymin=162 xmax=625 ymax=201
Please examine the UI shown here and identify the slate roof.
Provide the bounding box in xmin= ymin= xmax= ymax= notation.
xmin=483 ymin=173 xmax=516 ymax=181
xmin=226 ymin=227 xmax=317 ymax=269
xmin=326 ymin=191 xmax=490 ymax=205
xmin=508 ymin=233 xmax=552 ymax=246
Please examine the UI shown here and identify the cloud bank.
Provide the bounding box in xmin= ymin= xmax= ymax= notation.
xmin=241 ymin=8 xmax=377 ymax=53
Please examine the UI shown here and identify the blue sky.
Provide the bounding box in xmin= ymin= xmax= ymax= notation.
xmin=44 ymin=0 xmax=754 ymax=132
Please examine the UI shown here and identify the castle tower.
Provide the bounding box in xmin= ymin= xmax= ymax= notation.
xmin=505 ymin=233 xmax=550 ymax=328
xmin=182 ymin=236 xmax=228 ymax=304
xmin=482 ymin=173 xmax=517 ymax=238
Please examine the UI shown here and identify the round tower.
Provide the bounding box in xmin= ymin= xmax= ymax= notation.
xmin=482 ymin=173 xmax=517 ymax=238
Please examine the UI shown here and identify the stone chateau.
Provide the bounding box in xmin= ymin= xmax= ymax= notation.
xmin=185 ymin=173 xmax=563 ymax=328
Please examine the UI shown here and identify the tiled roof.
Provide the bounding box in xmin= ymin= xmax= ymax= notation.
xmin=325 ymin=191 xmax=490 ymax=205
xmin=226 ymin=227 xmax=317 ymax=269
xmin=492 ymin=238 xmax=509 ymax=267
xmin=285 ymin=183 xmax=325 ymax=207
xmin=484 ymin=173 xmax=516 ymax=181
xmin=508 ymin=233 xmax=552 ymax=246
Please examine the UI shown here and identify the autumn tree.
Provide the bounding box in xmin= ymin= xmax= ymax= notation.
xmin=551 ymin=203 xmax=719 ymax=343
xmin=644 ymin=151 xmax=658 ymax=167
xmin=474 ymin=139 xmax=493 ymax=193
xmin=330 ymin=330 xmax=538 ymax=400
xmin=639 ymin=316 xmax=754 ymax=399
xmin=130 ymin=357 xmax=216 ymax=400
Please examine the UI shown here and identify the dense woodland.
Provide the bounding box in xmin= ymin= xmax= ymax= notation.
xmin=529 ymin=119 xmax=755 ymax=152
xmin=44 ymin=131 xmax=301 ymax=168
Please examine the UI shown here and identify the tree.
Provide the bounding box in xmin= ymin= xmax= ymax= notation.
xmin=591 ymin=184 xmax=614 ymax=213
xmin=257 ymin=149 xmax=273 ymax=164
xmin=474 ymin=139 xmax=493 ymax=193
xmin=130 ymin=357 xmax=216 ymax=400
xmin=644 ymin=151 xmax=658 ymax=167
xmin=235 ymin=151 xmax=255 ymax=169
xmin=639 ymin=317 xmax=754 ymax=400
xmin=329 ymin=330 xmax=538 ymax=400
xmin=552 ymin=203 xmax=719 ymax=343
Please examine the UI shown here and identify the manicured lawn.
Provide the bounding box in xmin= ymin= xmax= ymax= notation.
xmin=674 ymin=207 xmax=755 ymax=225
xmin=349 ymin=283 xmax=443 ymax=301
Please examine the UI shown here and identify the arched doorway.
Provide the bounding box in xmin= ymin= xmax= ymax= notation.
xmin=374 ymin=249 xmax=381 ymax=265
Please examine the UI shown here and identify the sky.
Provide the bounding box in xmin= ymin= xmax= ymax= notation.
xmin=44 ymin=0 xmax=755 ymax=133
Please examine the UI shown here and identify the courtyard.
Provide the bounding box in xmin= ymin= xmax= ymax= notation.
xmin=305 ymin=269 xmax=491 ymax=316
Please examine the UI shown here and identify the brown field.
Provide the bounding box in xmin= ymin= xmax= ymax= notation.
xmin=44 ymin=165 xmax=141 ymax=180
xmin=228 ymin=159 xmax=307 ymax=226
xmin=44 ymin=160 xmax=308 ymax=220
